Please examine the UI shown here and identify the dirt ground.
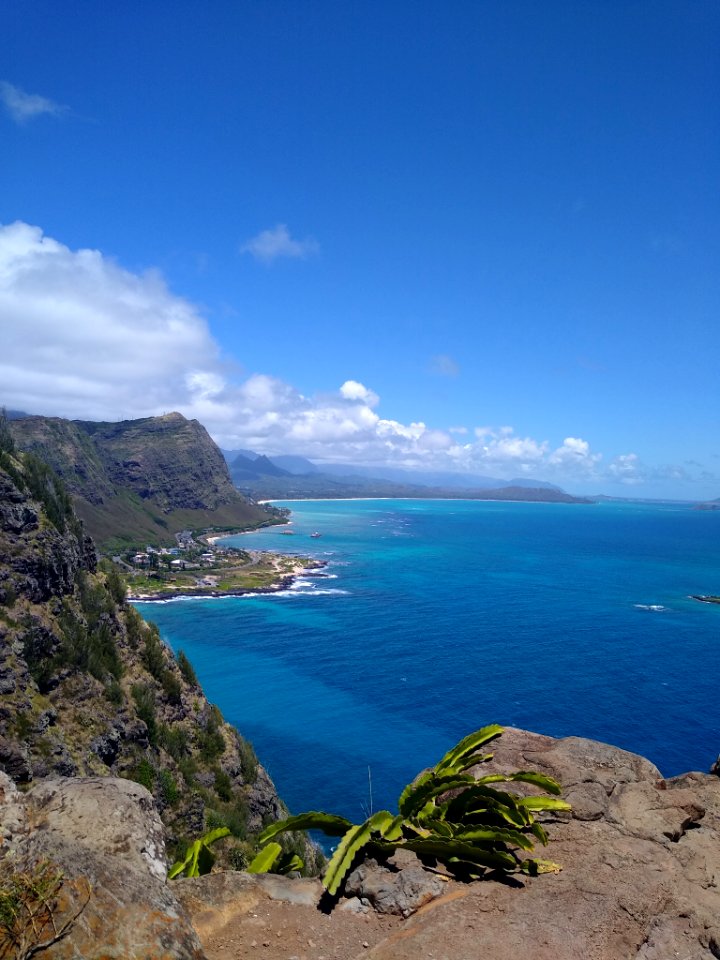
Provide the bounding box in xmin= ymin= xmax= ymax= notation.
xmin=198 ymin=898 xmax=399 ymax=960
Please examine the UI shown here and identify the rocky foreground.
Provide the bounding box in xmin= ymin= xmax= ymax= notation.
xmin=2 ymin=727 xmax=719 ymax=960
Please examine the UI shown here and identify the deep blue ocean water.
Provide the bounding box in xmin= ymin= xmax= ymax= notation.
xmin=134 ymin=498 xmax=720 ymax=823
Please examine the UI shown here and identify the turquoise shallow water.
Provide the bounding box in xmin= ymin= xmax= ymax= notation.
xmin=135 ymin=498 xmax=720 ymax=822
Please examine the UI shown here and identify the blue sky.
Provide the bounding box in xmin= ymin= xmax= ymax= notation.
xmin=1 ymin=1 xmax=718 ymax=498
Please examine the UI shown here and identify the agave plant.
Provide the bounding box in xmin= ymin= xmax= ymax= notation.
xmin=168 ymin=826 xmax=231 ymax=879
xmin=254 ymin=724 xmax=571 ymax=896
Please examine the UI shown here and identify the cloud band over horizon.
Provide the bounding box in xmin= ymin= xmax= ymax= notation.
xmin=0 ymin=221 xmax=707 ymax=493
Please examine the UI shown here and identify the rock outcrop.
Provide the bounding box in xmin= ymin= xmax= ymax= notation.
xmin=0 ymin=771 xmax=205 ymax=959
xmin=176 ymin=729 xmax=720 ymax=960
xmin=0 ymin=449 xmax=300 ymax=870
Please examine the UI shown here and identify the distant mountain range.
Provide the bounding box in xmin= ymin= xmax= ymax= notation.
xmin=9 ymin=413 xmax=273 ymax=548
xmin=220 ymin=448 xmax=590 ymax=504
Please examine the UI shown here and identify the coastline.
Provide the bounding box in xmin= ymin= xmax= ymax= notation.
xmin=127 ymin=557 xmax=326 ymax=602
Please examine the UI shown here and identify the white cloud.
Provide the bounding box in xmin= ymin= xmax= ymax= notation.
xmin=0 ymin=221 xmax=219 ymax=420
xmin=340 ymin=380 xmax=379 ymax=407
xmin=3 ymin=221 xmax=705 ymax=494
xmin=240 ymin=224 xmax=319 ymax=263
xmin=549 ymin=437 xmax=602 ymax=468
xmin=0 ymin=81 xmax=66 ymax=123
xmin=607 ymin=453 xmax=645 ymax=485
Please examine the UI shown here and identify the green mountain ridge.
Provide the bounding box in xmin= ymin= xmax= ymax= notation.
xmin=9 ymin=412 xmax=276 ymax=549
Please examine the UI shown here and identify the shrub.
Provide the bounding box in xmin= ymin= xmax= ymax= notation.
xmin=158 ymin=724 xmax=190 ymax=761
xmin=142 ymin=631 xmax=166 ymax=681
xmin=158 ymin=769 xmax=180 ymax=806
xmin=129 ymin=757 xmax=155 ymax=792
xmin=105 ymin=680 xmax=123 ymax=705
xmin=124 ymin=606 xmax=145 ymax=649
xmin=254 ymin=725 xmax=571 ymax=894
xmin=177 ymin=756 xmax=198 ymax=787
xmin=161 ymin=670 xmax=183 ymax=705
xmin=214 ymin=768 xmax=232 ymax=802
xmin=0 ymin=409 xmax=15 ymax=455
xmin=104 ymin=568 xmax=126 ymax=607
xmin=237 ymin=736 xmax=258 ymax=784
xmin=0 ymin=857 xmax=89 ymax=960
xmin=197 ymin=726 xmax=225 ymax=763
xmin=177 ymin=650 xmax=197 ymax=686
xmin=0 ymin=583 xmax=17 ymax=608
xmin=131 ymin=684 xmax=157 ymax=744
xmin=22 ymin=453 xmax=78 ymax=537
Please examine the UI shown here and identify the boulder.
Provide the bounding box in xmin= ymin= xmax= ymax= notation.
xmin=0 ymin=772 xmax=205 ymax=959
xmin=345 ymin=849 xmax=447 ymax=916
xmin=360 ymin=729 xmax=720 ymax=960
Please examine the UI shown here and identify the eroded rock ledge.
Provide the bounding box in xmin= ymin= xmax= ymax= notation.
xmin=2 ymin=728 xmax=719 ymax=960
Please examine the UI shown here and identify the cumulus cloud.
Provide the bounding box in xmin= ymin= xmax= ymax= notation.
xmin=0 ymin=221 xmax=219 ymax=420
xmin=339 ymin=380 xmax=379 ymax=407
xmin=0 ymin=81 xmax=66 ymax=123
xmin=549 ymin=437 xmax=602 ymax=469
xmin=607 ymin=453 xmax=646 ymax=485
xmin=3 ymin=220 xmax=697 ymax=493
xmin=240 ymin=224 xmax=319 ymax=263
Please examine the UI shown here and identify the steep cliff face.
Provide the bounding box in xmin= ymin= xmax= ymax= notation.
xmin=10 ymin=413 xmax=274 ymax=547
xmin=0 ymin=449 xmax=296 ymax=868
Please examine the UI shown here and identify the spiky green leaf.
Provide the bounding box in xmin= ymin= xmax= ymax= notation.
xmin=277 ymin=853 xmax=304 ymax=874
xmin=247 ymin=842 xmax=283 ymax=874
xmin=444 ymin=784 xmax=532 ymax=827
xmin=258 ymin=812 xmax=352 ymax=845
xmin=398 ymin=837 xmax=517 ymax=871
xmin=474 ymin=771 xmax=561 ymax=794
xmin=398 ymin=773 xmax=474 ymax=818
xmin=454 ymin=826 xmax=534 ymax=851
xmin=520 ymin=858 xmax=562 ymax=875
xmin=530 ymin=821 xmax=549 ymax=846
xmin=168 ymin=841 xmax=199 ymax=880
xmin=455 ymin=752 xmax=495 ymax=772
xmin=201 ymin=826 xmax=232 ymax=845
xmin=323 ymin=811 xmax=391 ymax=896
xmin=377 ymin=813 xmax=404 ymax=842
xmin=517 ymin=797 xmax=572 ymax=813
xmin=434 ymin=725 xmax=505 ymax=775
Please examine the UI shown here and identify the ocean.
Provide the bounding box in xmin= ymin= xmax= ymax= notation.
xmin=134 ymin=498 xmax=720 ymax=823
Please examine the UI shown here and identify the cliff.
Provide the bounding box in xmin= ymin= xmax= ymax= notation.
xmin=9 ymin=412 xmax=274 ymax=548
xmin=0 ymin=446 xmax=302 ymax=872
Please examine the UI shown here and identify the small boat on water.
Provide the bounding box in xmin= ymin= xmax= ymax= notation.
xmin=281 ymin=530 xmax=295 ymax=535
xmin=310 ymin=532 xmax=322 ymax=538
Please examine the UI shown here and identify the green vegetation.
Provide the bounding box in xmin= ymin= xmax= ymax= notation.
xmin=197 ymin=705 xmax=226 ymax=762
xmin=0 ymin=409 xmax=15 ymax=456
xmin=254 ymin=725 xmax=571 ymax=895
xmin=158 ymin=769 xmax=180 ymax=806
xmin=0 ymin=858 xmax=88 ymax=960
xmin=23 ymin=572 xmax=125 ymax=692
xmin=23 ymin=453 xmax=82 ymax=538
xmin=129 ymin=757 xmax=156 ymax=792
xmin=177 ymin=650 xmax=197 ymax=685
xmin=168 ymin=827 xmax=231 ymax=879
xmin=125 ymin=551 xmax=313 ymax=599
xmin=237 ymin=735 xmax=258 ymax=784
xmin=131 ymin=684 xmax=158 ymax=745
